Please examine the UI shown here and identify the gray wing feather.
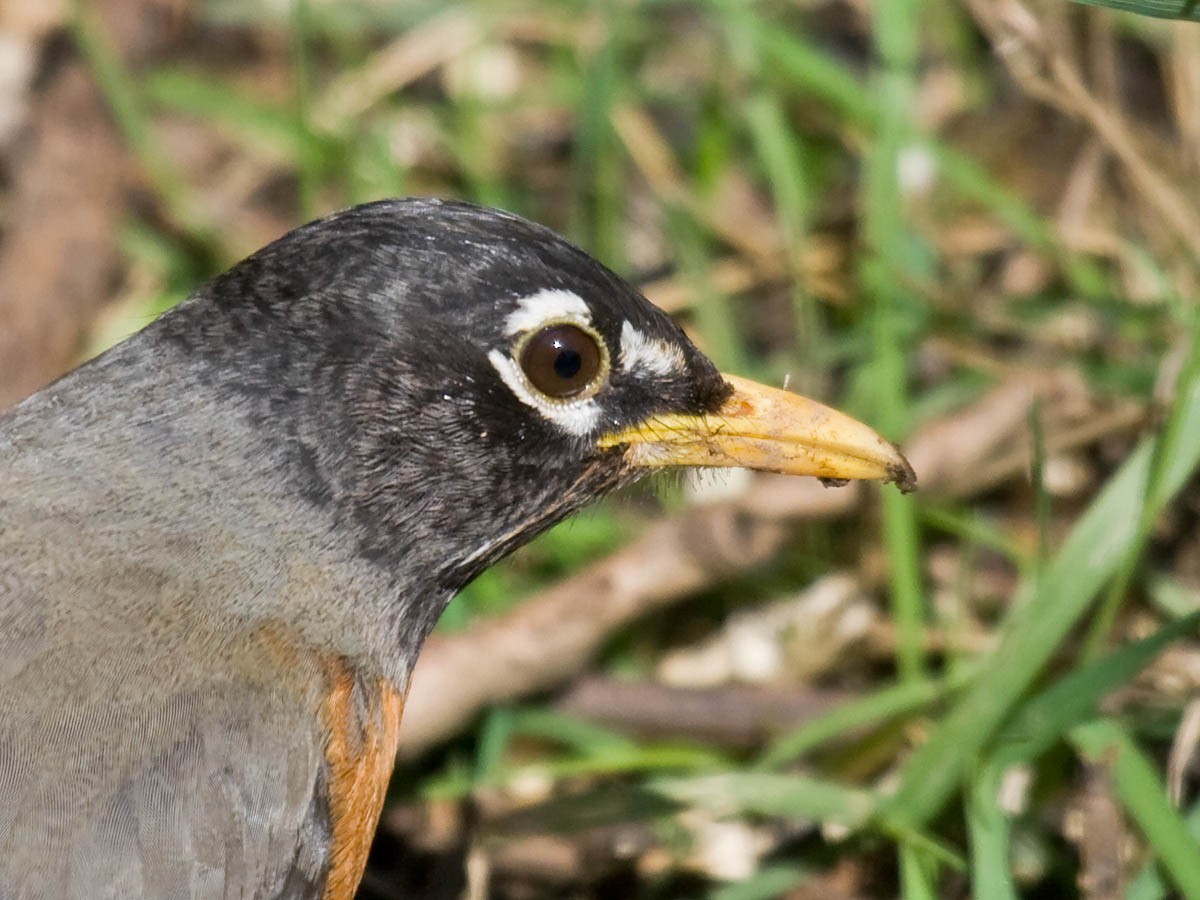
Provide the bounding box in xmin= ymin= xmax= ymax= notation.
xmin=0 ymin=612 xmax=333 ymax=900
xmin=0 ymin=365 xmax=336 ymax=899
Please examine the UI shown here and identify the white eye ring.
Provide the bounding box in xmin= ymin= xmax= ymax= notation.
xmin=488 ymin=294 xmax=611 ymax=436
xmin=503 ymin=288 xmax=593 ymax=337
xmin=618 ymin=320 xmax=686 ymax=377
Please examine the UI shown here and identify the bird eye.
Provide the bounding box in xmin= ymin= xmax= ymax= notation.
xmin=519 ymin=323 xmax=605 ymax=399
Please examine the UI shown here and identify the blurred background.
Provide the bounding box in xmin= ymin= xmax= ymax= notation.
xmin=2 ymin=0 xmax=1200 ymax=897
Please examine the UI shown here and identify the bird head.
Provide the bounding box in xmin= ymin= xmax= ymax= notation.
xmin=141 ymin=199 xmax=912 ymax=634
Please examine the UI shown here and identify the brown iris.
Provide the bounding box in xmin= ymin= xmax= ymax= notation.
xmin=519 ymin=323 xmax=604 ymax=399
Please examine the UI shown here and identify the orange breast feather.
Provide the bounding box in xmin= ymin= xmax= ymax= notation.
xmin=319 ymin=661 xmax=405 ymax=900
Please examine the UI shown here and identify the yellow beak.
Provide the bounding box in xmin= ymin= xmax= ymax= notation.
xmin=598 ymin=374 xmax=916 ymax=491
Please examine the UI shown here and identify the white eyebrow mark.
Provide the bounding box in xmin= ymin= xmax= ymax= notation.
xmin=619 ymin=320 xmax=686 ymax=377
xmin=487 ymin=349 xmax=601 ymax=436
xmin=504 ymin=288 xmax=592 ymax=336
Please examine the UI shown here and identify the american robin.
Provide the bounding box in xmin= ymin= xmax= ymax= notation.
xmin=0 ymin=198 xmax=914 ymax=899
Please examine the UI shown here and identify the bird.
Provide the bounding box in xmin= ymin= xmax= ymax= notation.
xmin=0 ymin=198 xmax=914 ymax=900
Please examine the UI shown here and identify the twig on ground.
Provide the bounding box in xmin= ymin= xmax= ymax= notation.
xmin=553 ymin=676 xmax=854 ymax=749
xmin=1065 ymin=763 xmax=1128 ymax=900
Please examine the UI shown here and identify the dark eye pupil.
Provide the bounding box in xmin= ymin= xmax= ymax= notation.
xmin=553 ymin=345 xmax=582 ymax=380
xmin=520 ymin=323 xmax=604 ymax=399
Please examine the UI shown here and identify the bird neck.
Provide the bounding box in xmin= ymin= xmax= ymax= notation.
xmin=0 ymin=336 xmax=453 ymax=689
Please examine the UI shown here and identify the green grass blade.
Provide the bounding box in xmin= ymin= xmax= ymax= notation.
xmin=731 ymin=8 xmax=873 ymax=125
xmin=473 ymin=705 xmax=515 ymax=785
xmin=1071 ymin=720 xmax=1200 ymax=898
xmin=742 ymin=93 xmax=823 ymax=384
xmin=666 ymin=208 xmax=748 ymax=373
xmin=1066 ymin=0 xmax=1200 ymax=20
xmin=1083 ymin=319 xmax=1200 ymax=658
xmin=70 ymin=1 xmax=216 ymax=249
xmin=864 ymin=0 xmax=928 ymax=682
xmin=650 ymin=772 xmax=876 ymax=829
xmin=289 ymin=0 xmax=321 ymax=219
xmin=990 ymin=612 xmax=1200 ymax=767
xmin=708 ymin=864 xmax=810 ymax=900
xmin=1126 ymin=799 xmax=1200 ymax=900
xmin=900 ymin=843 xmax=938 ymax=900
xmin=711 ymin=3 xmax=1109 ymax=297
xmin=920 ymin=506 xmax=1029 ymax=568
xmin=966 ymin=767 xmax=1019 ymax=900
xmin=929 ymin=144 xmax=1108 ymax=297
xmin=571 ymin=4 xmax=628 ymax=268
xmin=882 ymin=341 xmax=1200 ymax=828
xmin=526 ymin=744 xmax=728 ymax=781
xmin=145 ymin=69 xmax=307 ymax=156
xmin=425 ymin=742 xmax=727 ymax=801
xmin=758 ymin=673 xmax=969 ymax=770
xmin=507 ymin=708 xmax=638 ymax=755
xmin=965 ymin=607 xmax=1197 ymax=900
